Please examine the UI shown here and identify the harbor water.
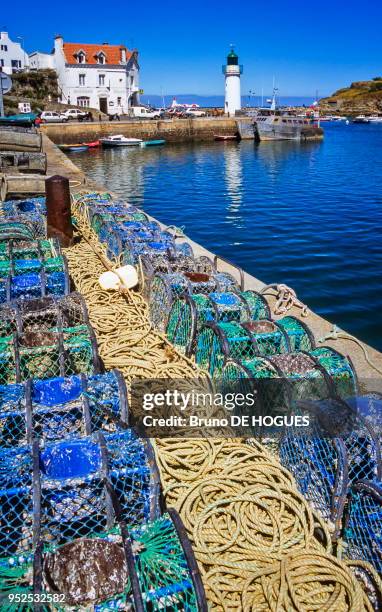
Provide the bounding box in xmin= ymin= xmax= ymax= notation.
xmin=72 ymin=122 xmax=382 ymax=351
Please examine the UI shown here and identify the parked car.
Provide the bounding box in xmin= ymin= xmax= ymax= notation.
xmin=129 ymin=106 xmax=161 ymax=119
xmin=184 ymin=108 xmax=206 ymax=118
xmin=63 ymin=109 xmax=88 ymax=121
xmin=40 ymin=111 xmax=68 ymax=123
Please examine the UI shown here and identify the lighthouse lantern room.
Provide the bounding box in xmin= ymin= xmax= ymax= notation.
xmin=223 ymin=47 xmax=242 ymax=116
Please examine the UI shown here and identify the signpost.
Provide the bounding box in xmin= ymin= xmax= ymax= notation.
xmin=0 ymin=72 xmax=13 ymax=117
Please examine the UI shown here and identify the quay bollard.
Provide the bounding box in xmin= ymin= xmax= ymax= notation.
xmin=45 ymin=174 xmax=73 ymax=247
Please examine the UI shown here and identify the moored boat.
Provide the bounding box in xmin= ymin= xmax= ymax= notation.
xmin=352 ymin=115 xmax=370 ymax=123
xmin=59 ymin=144 xmax=89 ymax=152
xmin=100 ymin=135 xmax=143 ymax=147
xmin=214 ymin=134 xmax=238 ymax=141
xmin=83 ymin=140 xmax=100 ymax=147
xmin=140 ymin=139 xmax=166 ymax=147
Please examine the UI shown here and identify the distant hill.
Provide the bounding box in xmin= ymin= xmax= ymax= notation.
xmin=319 ymin=78 xmax=382 ymax=115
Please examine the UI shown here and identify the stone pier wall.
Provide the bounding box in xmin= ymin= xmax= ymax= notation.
xmin=40 ymin=117 xmax=249 ymax=145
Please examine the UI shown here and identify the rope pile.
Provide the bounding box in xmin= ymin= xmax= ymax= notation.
xmin=65 ymin=193 xmax=380 ymax=611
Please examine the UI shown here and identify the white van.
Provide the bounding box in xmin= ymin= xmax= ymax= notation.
xmin=129 ymin=106 xmax=161 ymax=119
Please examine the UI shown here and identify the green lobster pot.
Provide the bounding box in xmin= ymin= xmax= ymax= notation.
xmin=166 ymin=291 xmax=252 ymax=356
xmin=3 ymin=325 xmax=100 ymax=382
xmin=310 ymin=346 xmax=357 ymax=399
xmin=195 ymin=319 xmax=291 ymax=378
xmin=268 ymin=352 xmax=334 ymax=402
xmin=276 ymin=316 xmax=315 ymax=352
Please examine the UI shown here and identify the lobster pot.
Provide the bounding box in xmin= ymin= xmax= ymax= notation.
xmin=0 ymin=256 xmax=70 ymax=304
xmin=0 ymin=238 xmax=60 ymax=263
xmin=138 ymin=252 xmax=197 ymax=299
xmin=268 ymin=352 xmax=335 ymax=402
xmin=72 ymin=191 xmax=112 ymax=220
xmin=276 ymin=316 xmax=315 ymax=352
xmin=0 ymin=370 xmax=128 ymax=448
xmin=195 ymin=320 xmax=291 ymax=378
xmin=346 ymin=393 xmax=382 ymax=433
xmin=279 ymin=434 xmax=347 ymax=535
xmin=149 ymin=270 xmax=238 ymax=332
xmin=166 ymin=290 xmax=271 ymax=357
xmin=3 ymin=510 xmax=206 ymax=611
xmin=0 ymin=431 xmax=161 ymax=560
xmin=280 ymin=401 xmax=381 ymax=537
xmin=344 ymin=480 xmax=382 ymax=574
xmin=0 ymin=293 xmax=89 ymax=338
xmin=310 ymin=346 xmax=357 ymax=399
xmin=90 ymin=208 xmax=149 ymax=238
xmin=0 ymin=197 xmax=46 ymax=217
xmin=0 ymin=215 xmax=46 ymax=242
xmin=221 ymin=357 xmax=288 ymax=417
xmin=0 ymin=325 xmax=100 ymax=384
xmin=104 ymin=220 xmax=161 ymax=259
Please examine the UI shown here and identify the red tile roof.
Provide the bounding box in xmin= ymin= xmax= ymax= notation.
xmin=63 ymin=43 xmax=132 ymax=65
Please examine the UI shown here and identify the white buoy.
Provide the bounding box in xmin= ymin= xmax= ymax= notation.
xmin=223 ymin=47 xmax=242 ymax=117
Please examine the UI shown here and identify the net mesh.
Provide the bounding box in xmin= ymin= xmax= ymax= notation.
xmin=0 ymin=370 xmax=128 ymax=448
xmin=344 ymin=481 xmax=382 ymax=574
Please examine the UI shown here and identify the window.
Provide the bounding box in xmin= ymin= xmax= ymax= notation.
xmin=99 ymin=74 xmax=105 ymax=86
xmin=79 ymin=74 xmax=86 ymax=86
xmin=77 ymin=52 xmax=85 ymax=64
xmin=117 ymin=97 xmax=122 ymax=105
xmin=0 ymin=44 xmax=8 ymax=51
xmin=96 ymin=52 xmax=106 ymax=64
xmin=0 ymin=59 xmax=4 ymax=67
xmin=77 ymin=96 xmax=90 ymax=107
xmin=11 ymin=60 xmax=22 ymax=68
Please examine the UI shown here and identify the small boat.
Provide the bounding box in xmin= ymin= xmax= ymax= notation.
xmin=59 ymin=144 xmax=89 ymax=152
xmin=100 ymin=135 xmax=143 ymax=147
xmin=352 ymin=115 xmax=370 ymax=124
xmin=82 ymin=140 xmax=100 ymax=147
xmin=214 ymin=134 xmax=238 ymax=141
xmin=0 ymin=113 xmax=38 ymax=127
xmin=140 ymin=139 xmax=166 ymax=147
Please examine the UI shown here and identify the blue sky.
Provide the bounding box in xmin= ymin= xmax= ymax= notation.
xmin=2 ymin=0 xmax=382 ymax=96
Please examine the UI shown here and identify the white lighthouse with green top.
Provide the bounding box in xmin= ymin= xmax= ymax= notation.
xmin=223 ymin=47 xmax=242 ymax=116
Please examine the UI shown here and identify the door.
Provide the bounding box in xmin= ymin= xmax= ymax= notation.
xmin=99 ymin=98 xmax=108 ymax=114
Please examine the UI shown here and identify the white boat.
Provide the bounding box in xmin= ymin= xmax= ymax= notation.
xmin=368 ymin=115 xmax=382 ymax=123
xmin=100 ymin=135 xmax=143 ymax=147
xmin=353 ymin=115 xmax=370 ymax=124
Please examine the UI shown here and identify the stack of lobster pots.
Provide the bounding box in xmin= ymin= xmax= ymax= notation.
xmin=0 ymin=195 xmax=208 ymax=610
xmin=79 ymin=191 xmax=382 ymax=581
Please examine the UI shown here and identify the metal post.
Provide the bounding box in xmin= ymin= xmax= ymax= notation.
xmin=45 ymin=175 xmax=73 ymax=247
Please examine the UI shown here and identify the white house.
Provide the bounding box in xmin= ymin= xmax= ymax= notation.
xmin=53 ymin=36 xmax=140 ymax=113
xmin=29 ymin=51 xmax=55 ymax=71
xmin=0 ymin=31 xmax=28 ymax=75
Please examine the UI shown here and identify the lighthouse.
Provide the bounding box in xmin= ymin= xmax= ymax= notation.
xmin=223 ymin=47 xmax=242 ymax=116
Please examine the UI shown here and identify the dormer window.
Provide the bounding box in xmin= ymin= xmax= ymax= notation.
xmin=96 ymin=51 xmax=106 ymax=64
xmin=76 ymin=50 xmax=86 ymax=64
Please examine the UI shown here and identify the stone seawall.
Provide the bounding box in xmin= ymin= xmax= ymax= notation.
xmin=40 ymin=117 xmax=248 ymax=145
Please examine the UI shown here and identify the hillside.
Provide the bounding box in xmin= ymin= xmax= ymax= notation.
xmin=319 ymin=77 xmax=382 ymax=115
